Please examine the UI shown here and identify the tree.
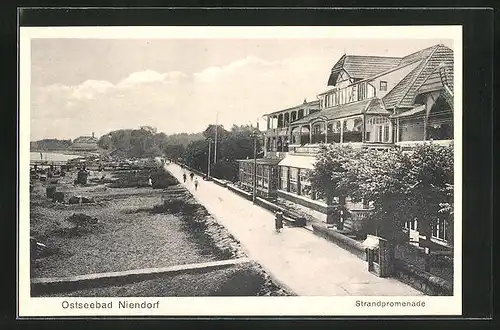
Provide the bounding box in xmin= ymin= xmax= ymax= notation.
xmin=97 ymin=127 xmax=166 ymax=158
xmin=212 ymin=125 xmax=261 ymax=181
xmin=203 ymin=124 xmax=229 ymax=141
xmin=162 ymin=144 xmax=186 ymax=161
xmin=184 ymin=139 xmax=210 ymax=173
xmin=30 ymin=139 xmax=72 ymax=151
xmin=343 ymin=143 xmax=454 ymax=248
xmin=97 ymin=134 xmax=113 ymax=150
xmin=309 ymin=144 xmax=357 ymax=224
xmin=311 ymin=143 xmax=454 ymax=249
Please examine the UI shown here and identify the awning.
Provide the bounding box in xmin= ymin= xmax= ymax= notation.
xmin=236 ymin=158 xmax=281 ymax=166
xmin=362 ymin=235 xmax=380 ymax=249
xmin=278 ymin=155 xmax=316 ymax=170
xmin=391 ymin=105 xmax=425 ymax=118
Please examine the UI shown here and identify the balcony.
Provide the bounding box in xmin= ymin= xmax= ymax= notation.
xmin=266 ymin=128 xmax=289 ymax=137
xmin=265 ymin=151 xmax=288 ymax=159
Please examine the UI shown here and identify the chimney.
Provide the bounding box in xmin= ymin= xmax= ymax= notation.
xmin=92 ymin=132 xmax=95 ymax=138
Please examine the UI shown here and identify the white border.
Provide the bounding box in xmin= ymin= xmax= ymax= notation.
xmin=18 ymin=25 xmax=462 ymax=317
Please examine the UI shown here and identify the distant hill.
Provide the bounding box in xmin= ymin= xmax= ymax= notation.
xmin=30 ymin=139 xmax=73 ymax=151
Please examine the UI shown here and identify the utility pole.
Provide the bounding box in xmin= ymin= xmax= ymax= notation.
xmin=253 ymin=134 xmax=257 ymax=203
xmin=207 ymin=138 xmax=211 ymax=179
xmin=214 ymin=112 xmax=218 ymax=164
xmin=250 ymin=129 xmax=259 ymax=204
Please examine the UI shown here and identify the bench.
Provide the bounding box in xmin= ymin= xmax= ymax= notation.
xmin=282 ymin=214 xmax=307 ymax=227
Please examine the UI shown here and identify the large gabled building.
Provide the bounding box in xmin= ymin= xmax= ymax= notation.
xmin=71 ymin=132 xmax=99 ymax=151
xmin=236 ymin=44 xmax=454 ymax=243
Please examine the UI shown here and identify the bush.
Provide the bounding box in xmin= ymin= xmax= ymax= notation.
xmin=150 ymin=168 xmax=178 ymax=189
xmin=311 ymin=143 xmax=454 ymax=244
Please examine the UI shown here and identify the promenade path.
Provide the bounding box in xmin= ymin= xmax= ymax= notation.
xmin=165 ymin=163 xmax=422 ymax=296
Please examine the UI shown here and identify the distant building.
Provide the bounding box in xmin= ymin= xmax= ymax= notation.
xmin=71 ymin=132 xmax=99 ymax=151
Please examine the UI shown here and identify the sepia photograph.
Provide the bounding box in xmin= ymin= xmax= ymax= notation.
xmin=18 ymin=25 xmax=462 ymax=317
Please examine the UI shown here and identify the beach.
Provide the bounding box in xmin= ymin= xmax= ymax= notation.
xmin=29 ymin=164 xmax=290 ymax=297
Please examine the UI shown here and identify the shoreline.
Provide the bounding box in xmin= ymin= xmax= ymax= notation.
xmin=31 ymin=150 xmax=99 ymax=156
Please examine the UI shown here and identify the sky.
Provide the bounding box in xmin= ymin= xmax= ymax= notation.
xmin=29 ymin=37 xmax=453 ymax=141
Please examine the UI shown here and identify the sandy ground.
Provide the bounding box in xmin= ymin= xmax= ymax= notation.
xmin=30 ymin=168 xmax=290 ymax=296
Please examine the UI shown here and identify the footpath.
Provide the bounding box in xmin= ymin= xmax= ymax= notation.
xmin=165 ymin=163 xmax=422 ymax=296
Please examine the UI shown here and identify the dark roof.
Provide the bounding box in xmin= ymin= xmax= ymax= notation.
xmin=365 ymin=98 xmax=390 ymax=115
xmin=416 ymin=64 xmax=454 ymax=95
xmin=236 ymin=158 xmax=281 ymax=165
xmin=382 ymin=44 xmax=454 ymax=109
xmin=265 ymin=100 xmax=320 ymax=116
xmin=292 ymin=98 xmax=375 ymax=125
xmin=327 ymin=55 xmax=402 ymax=85
xmin=399 ymin=45 xmax=440 ymax=67
xmin=441 ymin=64 xmax=454 ymax=92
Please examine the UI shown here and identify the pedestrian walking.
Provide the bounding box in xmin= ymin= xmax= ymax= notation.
xmin=183 ymin=173 xmax=187 ymax=183
xmin=194 ymin=178 xmax=199 ymax=191
xmin=190 ymin=172 xmax=194 ymax=181
xmin=275 ymin=211 xmax=284 ymax=233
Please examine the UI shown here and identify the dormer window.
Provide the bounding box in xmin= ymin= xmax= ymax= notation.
xmin=380 ymin=81 xmax=388 ymax=91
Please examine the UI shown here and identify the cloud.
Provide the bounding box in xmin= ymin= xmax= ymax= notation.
xmin=30 ymin=54 xmax=333 ymax=140
xmin=119 ymin=70 xmax=166 ymax=85
xmin=193 ymin=55 xmax=279 ymax=83
xmin=72 ymin=80 xmax=114 ymax=100
xmin=118 ymin=70 xmax=189 ymax=86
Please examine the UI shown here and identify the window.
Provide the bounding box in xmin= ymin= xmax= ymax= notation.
xmin=299 ymin=169 xmax=313 ymax=198
xmin=342 ymin=118 xmax=363 ymax=143
xmin=348 ymin=85 xmax=357 ymax=103
xmin=280 ymin=167 xmax=288 ymax=190
xmin=380 ymin=81 xmax=388 ymax=91
xmin=432 ymin=217 xmax=449 ymax=241
xmin=289 ymin=167 xmax=299 ymax=194
xmin=366 ymin=117 xmax=391 ymax=143
xmin=358 ymin=82 xmax=366 ymax=100
xmin=405 ymin=219 xmax=418 ymax=231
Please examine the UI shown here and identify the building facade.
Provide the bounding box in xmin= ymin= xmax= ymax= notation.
xmin=237 ymin=44 xmax=454 ymax=245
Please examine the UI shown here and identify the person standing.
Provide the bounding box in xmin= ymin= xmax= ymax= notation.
xmin=183 ymin=173 xmax=187 ymax=183
xmin=190 ymin=172 xmax=194 ymax=181
xmin=275 ymin=211 xmax=284 ymax=233
xmin=194 ymin=178 xmax=199 ymax=191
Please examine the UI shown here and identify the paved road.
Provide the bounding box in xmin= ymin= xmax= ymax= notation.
xmin=166 ymin=163 xmax=422 ymax=296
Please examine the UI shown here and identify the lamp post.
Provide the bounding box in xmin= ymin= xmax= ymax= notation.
xmin=214 ymin=112 xmax=218 ymax=164
xmin=250 ymin=129 xmax=261 ymax=203
xmin=207 ymin=137 xmax=212 ymax=179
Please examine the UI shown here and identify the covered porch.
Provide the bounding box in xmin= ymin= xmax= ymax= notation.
xmin=236 ymin=158 xmax=281 ymax=199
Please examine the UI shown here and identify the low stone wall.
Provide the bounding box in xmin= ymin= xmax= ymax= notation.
xmin=277 ymin=190 xmax=329 ymax=214
xmin=32 ymin=258 xmax=250 ymax=296
xmin=312 ymin=223 xmax=366 ymax=260
xmin=255 ymin=198 xmax=306 ymax=227
xmin=212 ymin=178 xmax=228 ymax=187
xmin=393 ymin=259 xmax=453 ymax=296
xmin=255 ymin=197 xmax=285 ymax=213
xmin=227 ymin=184 xmax=252 ymax=200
